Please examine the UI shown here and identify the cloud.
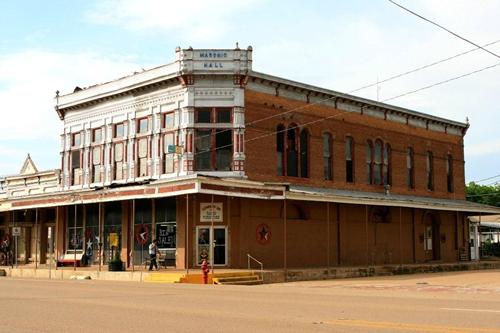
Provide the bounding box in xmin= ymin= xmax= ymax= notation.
xmin=86 ymin=0 xmax=259 ymax=42
xmin=0 ymin=49 xmax=145 ymax=174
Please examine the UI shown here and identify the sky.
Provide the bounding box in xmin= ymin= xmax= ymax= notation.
xmin=0 ymin=0 xmax=499 ymax=184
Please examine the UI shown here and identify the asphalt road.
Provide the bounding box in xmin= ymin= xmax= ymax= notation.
xmin=2 ymin=270 xmax=500 ymax=332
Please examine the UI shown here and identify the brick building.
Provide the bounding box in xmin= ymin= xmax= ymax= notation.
xmin=1 ymin=46 xmax=499 ymax=270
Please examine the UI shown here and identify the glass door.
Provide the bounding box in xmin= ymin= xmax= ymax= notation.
xmin=196 ymin=226 xmax=227 ymax=266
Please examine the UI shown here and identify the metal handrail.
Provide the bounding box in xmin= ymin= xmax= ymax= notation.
xmin=247 ymin=253 xmax=264 ymax=283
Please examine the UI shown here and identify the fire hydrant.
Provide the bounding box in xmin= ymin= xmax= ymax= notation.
xmin=201 ymin=259 xmax=209 ymax=284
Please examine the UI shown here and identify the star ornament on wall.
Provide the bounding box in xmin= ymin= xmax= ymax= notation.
xmin=256 ymin=224 xmax=271 ymax=245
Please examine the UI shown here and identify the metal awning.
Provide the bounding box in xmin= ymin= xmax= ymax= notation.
xmin=287 ymin=185 xmax=500 ymax=215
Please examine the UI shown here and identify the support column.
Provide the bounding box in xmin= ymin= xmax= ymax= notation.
xmin=365 ymin=205 xmax=369 ymax=265
xmin=283 ymin=197 xmax=287 ymax=280
xmin=326 ymin=202 xmax=330 ymax=275
xmin=337 ymin=203 xmax=341 ymax=266
xmin=121 ymin=201 xmax=130 ymax=266
xmin=399 ymin=207 xmax=402 ymax=265
xmin=412 ymin=208 xmax=416 ymax=264
xmin=55 ymin=206 xmax=65 ymax=269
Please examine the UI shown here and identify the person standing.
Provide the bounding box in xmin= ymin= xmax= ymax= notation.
xmin=148 ymin=239 xmax=159 ymax=271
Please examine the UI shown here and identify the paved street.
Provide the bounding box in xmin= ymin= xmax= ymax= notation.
xmin=2 ymin=270 xmax=500 ymax=332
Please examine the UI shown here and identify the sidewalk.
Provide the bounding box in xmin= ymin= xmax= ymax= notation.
xmin=2 ymin=260 xmax=500 ymax=284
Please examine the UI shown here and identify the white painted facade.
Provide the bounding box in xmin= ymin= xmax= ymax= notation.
xmin=58 ymin=47 xmax=252 ymax=190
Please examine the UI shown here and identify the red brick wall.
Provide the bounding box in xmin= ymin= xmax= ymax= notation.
xmin=244 ymin=90 xmax=466 ymax=200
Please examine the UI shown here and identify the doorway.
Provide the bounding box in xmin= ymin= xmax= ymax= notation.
xmin=196 ymin=226 xmax=227 ymax=266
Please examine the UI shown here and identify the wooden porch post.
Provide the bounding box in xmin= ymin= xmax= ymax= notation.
xmin=326 ymin=202 xmax=330 ymax=276
xmin=283 ymin=196 xmax=287 ymax=281
xmin=365 ymin=205 xmax=369 ymax=265
xmin=186 ymin=194 xmax=189 ymax=274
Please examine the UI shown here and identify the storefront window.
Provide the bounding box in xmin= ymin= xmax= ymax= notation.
xmin=67 ymin=205 xmax=84 ymax=251
xmin=133 ymin=199 xmax=152 ymax=265
xmin=155 ymin=198 xmax=176 ymax=267
xmin=104 ymin=202 xmax=122 ymax=264
xmin=84 ymin=204 xmax=100 ymax=265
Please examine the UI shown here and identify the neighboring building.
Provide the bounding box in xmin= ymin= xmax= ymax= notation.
xmin=1 ymin=46 xmax=499 ymax=270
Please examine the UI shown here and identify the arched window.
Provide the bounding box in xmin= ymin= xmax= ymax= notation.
xmin=374 ymin=139 xmax=383 ymax=185
xmin=426 ymin=151 xmax=434 ymax=191
xmin=345 ymin=136 xmax=354 ymax=183
xmin=407 ymin=147 xmax=414 ymax=189
xmin=323 ymin=133 xmax=333 ymax=180
xmin=366 ymin=140 xmax=373 ymax=184
xmin=300 ymin=129 xmax=309 ymax=178
xmin=383 ymin=143 xmax=391 ymax=186
xmin=276 ymin=124 xmax=285 ymax=176
xmin=446 ymin=154 xmax=454 ymax=193
xmin=286 ymin=125 xmax=298 ymax=177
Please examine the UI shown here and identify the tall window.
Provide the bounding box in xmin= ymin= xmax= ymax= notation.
xmin=137 ymin=118 xmax=149 ymax=134
xmin=407 ymin=147 xmax=415 ymax=189
xmin=426 ymin=151 xmax=434 ymax=191
xmin=446 ymin=154 xmax=454 ymax=193
xmin=366 ymin=139 xmax=391 ymax=185
xmin=194 ymin=107 xmax=233 ymax=171
xmin=71 ymin=150 xmax=81 ymax=185
xmin=114 ymin=123 xmax=124 ymax=138
xmin=366 ymin=140 xmax=373 ymax=184
xmin=286 ymin=125 xmax=298 ymax=177
xmin=277 ymin=125 xmax=285 ymax=176
xmin=383 ymin=143 xmax=391 ymax=186
xmin=71 ymin=132 xmax=82 ymax=186
xmin=276 ymin=124 xmax=308 ymax=178
xmin=162 ymin=111 xmax=176 ymax=174
xmin=112 ymin=122 xmax=127 ymax=180
xmin=300 ymin=129 xmax=309 ymax=178
xmin=345 ymin=136 xmax=354 ymax=183
xmin=323 ymin=133 xmax=333 ymax=180
xmin=91 ymin=127 xmax=103 ymax=183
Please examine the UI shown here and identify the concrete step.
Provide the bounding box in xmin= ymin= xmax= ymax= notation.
xmin=217 ymin=279 xmax=263 ymax=285
xmin=144 ymin=272 xmax=185 ymax=283
xmin=213 ymin=273 xmax=262 ymax=285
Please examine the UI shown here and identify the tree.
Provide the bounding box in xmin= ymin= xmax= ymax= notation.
xmin=466 ymin=182 xmax=500 ymax=207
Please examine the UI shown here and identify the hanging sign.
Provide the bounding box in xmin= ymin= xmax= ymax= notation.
xmin=109 ymin=233 xmax=119 ymax=247
xmin=200 ymin=203 xmax=223 ymax=222
xmin=12 ymin=227 xmax=21 ymax=237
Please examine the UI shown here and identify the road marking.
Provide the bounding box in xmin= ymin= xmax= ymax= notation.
xmin=441 ymin=307 xmax=500 ymax=314
xmin=327 ymin=319 xmax=500 ymax=333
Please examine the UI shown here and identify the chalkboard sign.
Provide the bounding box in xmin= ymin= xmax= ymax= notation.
xmin=156 ymin=223 xmax=176 ymax=250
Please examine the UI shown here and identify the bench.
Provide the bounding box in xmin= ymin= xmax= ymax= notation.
xmin=57 ymin=251 xmax=84 ymax=267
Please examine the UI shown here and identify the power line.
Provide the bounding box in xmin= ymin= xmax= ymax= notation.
xmin=382 ymin=62 xmax=500 ymax=102
xmin=388 ymin=0 xmax=500 ymax=60
xmin=471 ymin=174 xmax=500 ymax=184
xmin=350 ymin=39 xmax=500 ymax=94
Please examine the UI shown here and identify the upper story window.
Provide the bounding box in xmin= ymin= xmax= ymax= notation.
xmin=323 ymin=133 xmax=333 ymax=180
xmin=299 ymin=129 xmax=309 ymax=178
xmin=114 ymin=123 xmax=125 ymax=138
xmin=345 ymin=136 xmax=354 ymax=183
xmin=137 ymin=118 xmax=149 ymax=134
xmin=366 ymin=140 xmax=373 ymax=184
xmin=275 ymin=124 xmax=308 ymax=178
xmin=194 ymin=129 xmax=232 ymax=171
xmin=195 ymin=107 xmax=232 ymax=123
xmin=163 ymin=111 xmax=175 ymax=129
xmin=446 ymin=154 xmax=454 ymax=193
xmin=92 ymin=128 xmax=102 ymax=143
xmin=277 ymin=125 xmax=285 ymax=176
xmin=72 ymin=133 xmax=81 ymax=147
xmin=407 ymin=147 xmax=415 ymax=189
xmin=286 ymin=125 xmax=298 ymax=177
xmin=426 ymin=151 xmax=434 ymax=191
xmin=366 ymin=139 xmax=391 ymax=186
